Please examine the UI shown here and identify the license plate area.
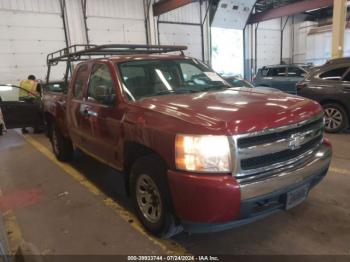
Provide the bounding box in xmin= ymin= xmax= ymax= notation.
xmin=285 ymin=183 xmax=309 ymax=210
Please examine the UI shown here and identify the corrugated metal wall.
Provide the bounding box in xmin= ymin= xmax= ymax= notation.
xmin=0 ymin=0 xmax=65 ymax=84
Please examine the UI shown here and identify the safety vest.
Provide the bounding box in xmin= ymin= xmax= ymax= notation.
xmin=19 ymin=80 xmax=38 ymax=97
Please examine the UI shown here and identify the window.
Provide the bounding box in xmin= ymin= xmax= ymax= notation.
xmin=73 ymin=64 xmax=88 ymax=99
xmin=319 ymin=67 xmax=348 ymax=81
xmin=87 ymin=64 xmax=115 ymax=105
xmin=343 ymin=70 xmax=350 ymax=82
xmin=267 ymin=67 xmax=286 ymax=77
xmin=260 ymin=68 xmax=269 ymax=77
xmin=288 ymin=67 xmax=305 ymax=77
xmin=45 ymin=82 xmax=68 ymax=93
xmin=117 ymin=59 xmax=228 ymax=101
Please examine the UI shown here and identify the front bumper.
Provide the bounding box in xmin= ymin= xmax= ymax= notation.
xmin=167 ymin=142 xmax=332 ymax=233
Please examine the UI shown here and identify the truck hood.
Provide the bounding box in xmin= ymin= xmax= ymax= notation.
xmin=134 ymin=88 xmax=322 ymax=135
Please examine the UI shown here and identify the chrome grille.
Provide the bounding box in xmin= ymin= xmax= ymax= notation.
xmin=232 ymin=115 xmax=324 ymax=182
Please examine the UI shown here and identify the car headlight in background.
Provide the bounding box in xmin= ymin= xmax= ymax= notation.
xmin=175 ymin=135 xmax=232 ymax=173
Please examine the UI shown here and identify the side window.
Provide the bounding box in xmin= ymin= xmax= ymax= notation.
xmin=319 ymin=67 xmax=348 ymax=81
xmin=73 ymin=64 xmax=88 ymax=99
xmin=267 ymin=67 xmax=286 ymax=77
xmin=87 ymin=64 xmax=115 ymax=105
xmin=288 ymin=67 xmax=305 ymax=77
xmin=261 ymin=68 xmax=269 ymax=77
xmin=343 ymin=70 xmax=350 ymax=82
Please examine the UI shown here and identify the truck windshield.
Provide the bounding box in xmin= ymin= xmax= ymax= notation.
xmin=117 ymin=59 xmax=229 ymax=101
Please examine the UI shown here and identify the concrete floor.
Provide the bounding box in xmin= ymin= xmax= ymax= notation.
xmin=0 ymin=130 xmax=349 ymax=256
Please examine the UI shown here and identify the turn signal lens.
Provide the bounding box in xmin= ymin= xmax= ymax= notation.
xmin=175 ymin=135 xmax=232 ymax=173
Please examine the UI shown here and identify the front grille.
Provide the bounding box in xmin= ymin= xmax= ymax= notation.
xmin=233 ymin=115 xmax=324 ymax=180
xmin=238 ymin=117 xmax=323 ymax=148
xmin=241 ymin=135 xmax=322 ymax=170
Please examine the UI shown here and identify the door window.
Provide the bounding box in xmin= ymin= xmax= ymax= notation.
xmin=342 ymin=69 xmax=350 ymax=82
xmin=0 ymin=85 xmax=36 ymax=102
xmin=73 ymin=64 xmax=88 ymax=99
xmin=319 ymin=67 xmax=348 ymax=81
xmin=87 ymin=64 xmax=115 ymax=105
xmin=287 ymin=67 xmax=305 ymax=77
xmin=267 ymin=67 xmax=287 ymax=77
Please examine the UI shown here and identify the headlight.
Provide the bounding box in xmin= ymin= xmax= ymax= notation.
xmin=175 ymin=135 xmax=232 ymax=173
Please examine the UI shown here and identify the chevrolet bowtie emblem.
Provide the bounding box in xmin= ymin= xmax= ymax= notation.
xmin=288 ymin=134 xmax=303 ymax=150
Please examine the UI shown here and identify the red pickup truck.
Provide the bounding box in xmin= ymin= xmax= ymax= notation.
xmin=43 ymin=45 xmax=332 ymax=237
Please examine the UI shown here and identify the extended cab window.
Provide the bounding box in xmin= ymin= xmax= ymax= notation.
xmin=87 ymin=64 xmax=115 ymax=105
xmin=117 ymin=59 xmax=228 ymax=101
xmin=74 ymin=64 xmax=88 ymax=99
xmin=267 ymin=67 xmax=286 ymax=77
xmin=343 ymin=70 xmax=350 ymax=82
xmin=319 ymin=67 xmax=348 ymax=81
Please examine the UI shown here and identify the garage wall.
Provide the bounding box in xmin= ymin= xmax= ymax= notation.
xmin=158 ymin=2 xmax=205 ymax=61
xmin=0 ymin=0 xmax=66 ymax=84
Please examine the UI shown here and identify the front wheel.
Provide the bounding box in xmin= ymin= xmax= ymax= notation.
xmin=130 ymin=155 xmax=182 ymax=238
xmin=50 ymin=123 xmax=73 ymax=161
xmin=323 ymin=103 xmax=348 ymax=133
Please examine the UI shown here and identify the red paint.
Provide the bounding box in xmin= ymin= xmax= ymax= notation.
xmin=0 ymin=188 xmax=42 ymax=212
xmin=167 ymin=170 xmax=241 ymax=223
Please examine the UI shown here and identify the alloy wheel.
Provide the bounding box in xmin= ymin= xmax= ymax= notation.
xmin=324 ymin=107 xmax=343 ymax=131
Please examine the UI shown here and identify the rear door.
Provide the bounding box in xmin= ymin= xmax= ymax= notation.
xmin=286 ymin=66 xmax=307 ymax=94
xmin=66 ymin=64 xmax=90 ymax=147
xmin=265 ymin=67 xmax=289 ymax=92
xmin=0 ymin=85 xmax=43 ymax=129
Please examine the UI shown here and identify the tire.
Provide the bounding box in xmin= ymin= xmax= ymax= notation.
xmin=323 ymin=103 xmax=348 ymax=133
xmin=130 ymin=155 xmax=183 ymax=238
xmin=50 ymin=122 xmax=73 ymax=161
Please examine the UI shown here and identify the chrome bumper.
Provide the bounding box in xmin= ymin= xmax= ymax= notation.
xmin=239 ymin=143 xmax=332 ymax=200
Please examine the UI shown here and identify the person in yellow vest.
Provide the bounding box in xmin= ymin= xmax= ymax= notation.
xmin=19 ymin=75 xmax=39 ymax=133
xmin=19 ymin=75 xmax=39 ymax=99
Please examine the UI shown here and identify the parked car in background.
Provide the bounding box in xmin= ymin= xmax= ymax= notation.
xmin=0 ymin=84 xmax=44 ymax=131
xmin=0 ymin=106 xmax=5 ymax=135
xmin=223 ymin=75 xmax=281 ymax=92
xmin=297 ymin=57 xmax=350 ymax=133
xmin=253 ymin=64 xmax=312 ymax=94
xmin=39 ymin=45 xmax=332 ymax=237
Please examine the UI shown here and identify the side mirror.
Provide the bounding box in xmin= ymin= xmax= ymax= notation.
xmin=94 ymin=85 xmax=115 ymax=106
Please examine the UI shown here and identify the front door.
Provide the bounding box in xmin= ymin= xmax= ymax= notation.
xmin=80 ymin=62 xmax=121 ymax=168
xmin=0 ymin=85 xmax=43 ymax=129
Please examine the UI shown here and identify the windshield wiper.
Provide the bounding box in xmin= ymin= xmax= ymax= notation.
xmin=154 ymin=90 xmax=175 ymax=95
xmin=201 ymin=84 xmax=230 ymax=91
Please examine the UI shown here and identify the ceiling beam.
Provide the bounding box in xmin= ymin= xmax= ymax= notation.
xmin=248 ymin=0 xmax=334 ymax=24
xmin=153 ymin=0 xmax=194 ymax=16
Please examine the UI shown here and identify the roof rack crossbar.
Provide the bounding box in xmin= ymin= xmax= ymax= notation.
xmin=47 ymin=44 xmax=187 ymax=65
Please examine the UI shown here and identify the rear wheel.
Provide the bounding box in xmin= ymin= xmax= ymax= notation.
xmin=50 ymin=122 xmax=73 ymax=161
xmin=130 ymin=155 xmax=182 ymax=238
xmin=323 ymin=103 xmax=348 ymax=133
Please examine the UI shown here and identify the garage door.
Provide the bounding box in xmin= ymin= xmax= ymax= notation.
xmin=158 ymin=22 xmax=203 ymax=60
xmin=86 ymin=0 xmax=146 ymax=45
xmin=0 ymin=7 xmax=66 ymax=84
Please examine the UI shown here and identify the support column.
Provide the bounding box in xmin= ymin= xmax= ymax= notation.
xmin=331 ymin=0 xmax=347 ymax=58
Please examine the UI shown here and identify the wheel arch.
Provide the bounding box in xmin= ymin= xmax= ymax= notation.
xmin=123 ymin=140 xmax=169 ymax=195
